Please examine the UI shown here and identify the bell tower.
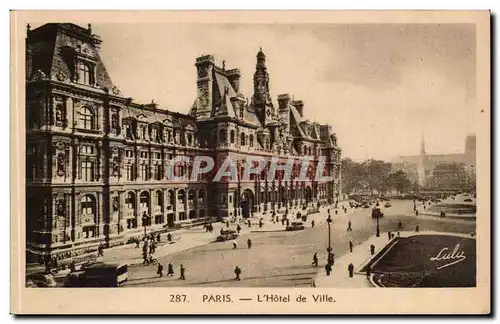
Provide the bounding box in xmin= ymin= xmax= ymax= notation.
xmin=252 ymin=48 xmax=274 ymax=125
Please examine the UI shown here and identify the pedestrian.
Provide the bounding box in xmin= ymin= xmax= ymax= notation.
xmin=312 ymin=253 xmax=318 ymax=267
xmin=388 ymin=231 xmax=392 ymax=240
xmin=70 ymin=261 xmax=76 ymax=272
xmin=415 ymin=225 xmax=420 ymax=233
xmin=233 ymin=242 xmax=237 ymax=249
xmin=370 ymin=244 xmax=375 ymax=255
xmin=167 ymin=233 xmax=172 ymax=243
xmin=349 ymin=240 xmax=353 ymax=253
xmin=327 ymin=208 xmax=330 ymax=215
xmin=335 ymin=210 xmax=338 ymax=216
xmin=347 ymin=220 xmax=352 ymax=232
xmin=311 ymin=220 xmax=315 ymax=228
xmin=167 ymin=263 xmax=174 ymax=276
xmin=281 ymin=217 xmax=285 ymax=226
xmin=348 ymin=263 xmax=354 ymax=278
xmin=226 ymin=220 xmax=230 ymax=228
xmin=247 ymin=219 xmax=251 ymax=228
xmin=286 ymin=219 xmax=290 ymax=227
xmin=415 ymin=210 xmax=419 ymax=216
xmin=398 ymin=221 xmax=403 ymax=230
xmin=397 ymin=231 xmax=400 ymax=237
xmin=135 ymin=238 xmax=140 ymax=248
xmin=157 ymin=233 xmax=161 ymax=242
xmin=234 ymin=266 xmax=242 ymax=281
xmin=391 ymin=233 xmax=395 ymax=239
xmin=325 ymin=263 xmax=332 ymax=276
xmin=247 ymin=238 xmax=252 ymax=249
xmin=157 ymin=263 xmax=164 ymax=277
xmin=97 ymin=243 xmax=104 ymax=257
xmin=236 ymin=224 xmax=241 ymax=234
xmin=259 ymin=219 xmax=263 ymax=228
xmin=329 ymin=253 xmax=335 ymax=266
xmin=220 ymin=228 xmax=224 ymax=235
xmin=179 ymin=264 xmax=186 ymax=280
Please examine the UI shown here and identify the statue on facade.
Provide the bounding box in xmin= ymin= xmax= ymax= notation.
xmin=112 ymin=156 xmax=119 ymax=176
xmin=57 ymin=153 xmax=65 ymax=176
xmin=56 ymin=199 xmax=65 ymax=217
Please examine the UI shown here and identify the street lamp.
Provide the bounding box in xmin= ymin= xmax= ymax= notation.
xmin=372 ymin=207 xmax=381 ymax=237
xmin=326 ymin=215 xmax=333 ymax=264
xmin=142 ymin=211 xmax=148 ymax=239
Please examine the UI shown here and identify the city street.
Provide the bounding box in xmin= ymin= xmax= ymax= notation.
xmin=122 ymin=200 xmax=476 ymax=287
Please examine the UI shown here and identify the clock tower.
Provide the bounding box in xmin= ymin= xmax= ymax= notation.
xmin=253 ymin=48 xmax=274 ymax=125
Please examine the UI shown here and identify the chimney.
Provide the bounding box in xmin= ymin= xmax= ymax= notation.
xmin=292 ymin=100 xmax=304 ymax=117
xmin=226 ymin=68 xmax=241 ymax=93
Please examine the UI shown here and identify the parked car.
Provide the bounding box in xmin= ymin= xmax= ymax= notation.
xmin=384 ymin=202 xmax=392 ymax=208
xmin=69 ymin=263 xmax=129 ymax=287
xmin=26 ymin=272 xmax=57 ymax=287
xmin=464 ymin=198 xmax=473 ymax=202
xmin=63 ymin=271 xmax=86 ymax=287
xmin=216 ymin=231 xmax=239 ymax=242
xmin=286 ymin=222 xmax=305 ymax=231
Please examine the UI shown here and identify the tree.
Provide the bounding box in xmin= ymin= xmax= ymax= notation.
xmin=388 ymin=170 xmax=412 ymax=194
xmin=363 ymin=159 xmax=392 ymax=195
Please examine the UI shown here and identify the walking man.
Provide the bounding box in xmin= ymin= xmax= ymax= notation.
xmin=312 ymin=253 xmax=318 ymax=267
xmin=247 ymin=238 xmax=252 ymax=249
xmin=226 ymin=220 xmax=230 ymax=228
xmin=234 ymin=266 xmax=242 ymax=281
xmin=236 ymin=224 xmax=241 ymax=234
xmin=167 ymin=263 xmax=174 ymax=276
xmin=415 ymin=225 xmax=420 ymax=233
xmin=259 ymin=219 xmax=263 ymax=228
xmin=370 ymin=244 xmax=375 ymax=256
xmin=348 ymin=263 xmax=354 ymax=278
xmin=157 ymin=263 xmax=164 ymax=278
xmin=349 ymin=240 xmax=353 ymax=253
xmin=167 ymin=233 xmax=172 ymax=243
xmin=233 ymin=242 xmax=237 ymax=249
xmin=247 ymin=219 xmax=251 ymax=228
xmin=388 ymin=231 xmax=392 ymax=240
xmin=347 ymin=220 xmax=352 ymax=232
xmin=179 ymin=264 xmax=186 ymax=280
xmin=325 ymin=263 xmax=332 ymax=276
xmin=311 ymin=220 xmax=315 ymax=228
xmin=97 ymin=243 xmax=104 ymax=257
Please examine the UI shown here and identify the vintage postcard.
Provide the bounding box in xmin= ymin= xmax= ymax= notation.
xmin=10 ymin=10 xmax=490 ymax=315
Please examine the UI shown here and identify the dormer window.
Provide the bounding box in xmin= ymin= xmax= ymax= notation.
xmin=77 ymin=61 xmax=94 ymax=85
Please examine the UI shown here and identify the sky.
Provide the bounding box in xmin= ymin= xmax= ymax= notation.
xmin=59 ymin=23 xmax=478 ymax=161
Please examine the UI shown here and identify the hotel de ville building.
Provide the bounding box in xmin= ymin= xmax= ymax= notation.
xmin=25 ymin=23 xmax=342 ymax=261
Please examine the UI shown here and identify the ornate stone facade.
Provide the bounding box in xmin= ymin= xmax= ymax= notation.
xmin=25 ymin=23 xmax=342 ymax=261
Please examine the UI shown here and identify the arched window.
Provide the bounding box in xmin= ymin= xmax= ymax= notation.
xmin=230 ymin=130 xmax=235 ymax=144
xmin=249 ymin=134 xmax=254 ymax=147
xmin=155 ymin=190 xmax=163 ymax=206
xmin=125 ymin=192 xmax=135 ymax=210
xmin=240 ymin=133 xmax=246 ymax=146
xmin=80 ymin=107 xmax=95 ymax=130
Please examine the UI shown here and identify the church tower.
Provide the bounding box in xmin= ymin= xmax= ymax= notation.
xmin=252 ymin=48 xmax=274 ymax=125
xmin=417 ymin=133 xmax=427 ymax=188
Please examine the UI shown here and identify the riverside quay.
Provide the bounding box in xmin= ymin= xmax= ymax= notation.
xmin=25 ymin=23 xmax=342 ymax=262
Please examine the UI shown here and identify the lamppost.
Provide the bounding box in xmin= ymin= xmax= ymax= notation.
xmin=142 ymin=211 xmax=148 ymax=239
xmin=326 ymin=215 xmax=333 ymax=265
xmin=376 ymin=212 xmax=380 ymax=237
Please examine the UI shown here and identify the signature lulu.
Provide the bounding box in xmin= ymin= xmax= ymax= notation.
xmin=429 ymin=244 xmax=466 ymax=270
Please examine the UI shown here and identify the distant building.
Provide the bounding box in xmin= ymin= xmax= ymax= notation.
xmin=391 ymin=134 xmax=476 ymax=191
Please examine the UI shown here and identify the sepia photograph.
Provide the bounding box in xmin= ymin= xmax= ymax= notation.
xmin=10 ymin=10 xmax=490 ymax=314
